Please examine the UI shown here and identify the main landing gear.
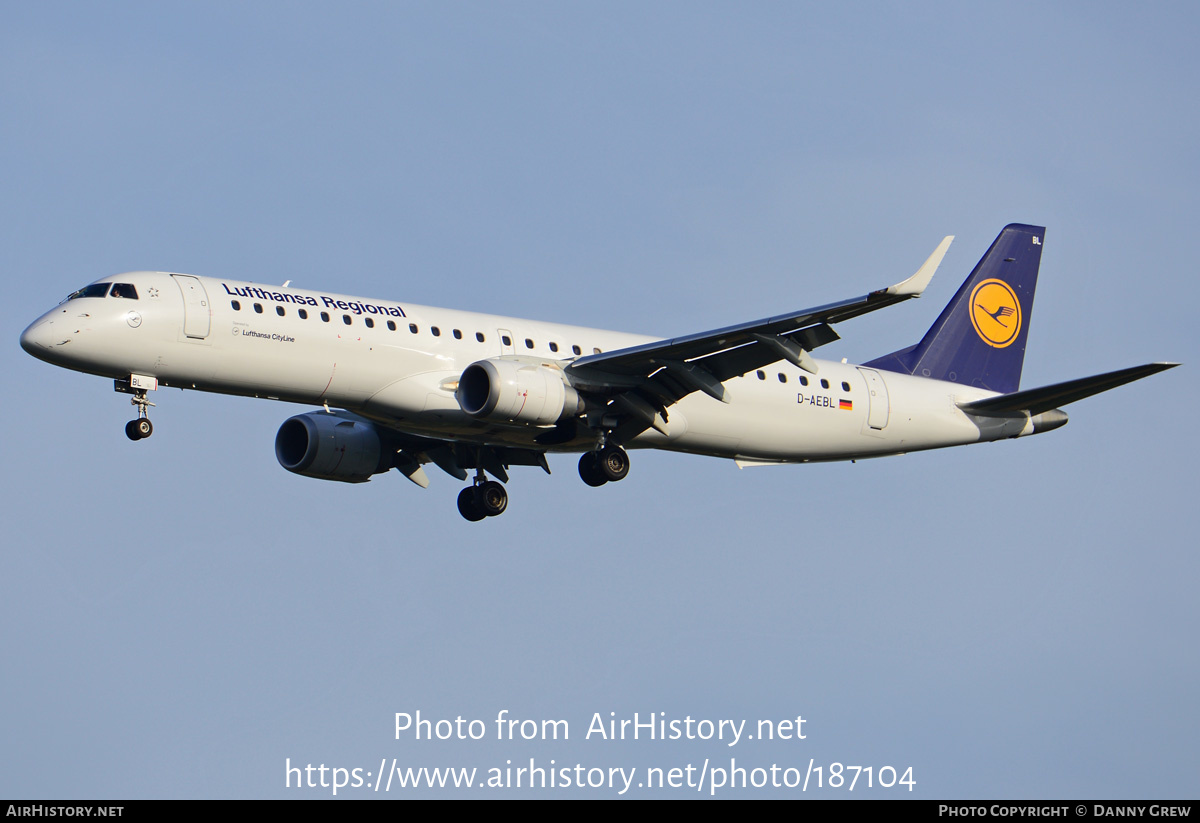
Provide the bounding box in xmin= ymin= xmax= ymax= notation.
xmin=457 ymin=471 xmax=509 ymax=522
xmin=453 ymin=443 xmax=630 ymax=522
xmin=578 ymin=444 xmax=630 ymax=487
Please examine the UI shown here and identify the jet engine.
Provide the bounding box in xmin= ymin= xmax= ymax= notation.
xmin=274 ymin=412 xmax=389 ymax=483
xmin=456 ymin=359 xmax=584 ymax=425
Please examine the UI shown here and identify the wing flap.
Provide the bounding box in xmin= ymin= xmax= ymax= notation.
xmin=698 ymin=323 xmax=842 ymax=383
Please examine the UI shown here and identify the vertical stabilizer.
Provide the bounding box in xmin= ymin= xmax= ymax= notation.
xmin=864 ymin=223 xmax=1044 ymax=394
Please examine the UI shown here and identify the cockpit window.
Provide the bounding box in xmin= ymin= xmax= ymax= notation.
xmin=64 ymin=283 xmax=111 ymax=301
xmin=109 ymin=283 xmax=138 ymax=299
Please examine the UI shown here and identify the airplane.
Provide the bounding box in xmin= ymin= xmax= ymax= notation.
xmin=20 ymin=223 xmax=1177 ymax=521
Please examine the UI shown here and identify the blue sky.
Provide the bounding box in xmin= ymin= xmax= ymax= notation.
xmin=3 ymin=2 xmax=1197 ymax=798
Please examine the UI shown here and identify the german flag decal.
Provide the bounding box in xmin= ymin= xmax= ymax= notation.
xmin=839 ymin=399 xmax=853 ymax=410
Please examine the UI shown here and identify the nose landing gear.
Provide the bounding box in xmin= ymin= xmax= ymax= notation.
xmin=115 ymin=375 xmax=157 ymax=441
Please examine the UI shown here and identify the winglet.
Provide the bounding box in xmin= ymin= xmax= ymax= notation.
xmin=886 ymin=236 xmax=954 ymax=297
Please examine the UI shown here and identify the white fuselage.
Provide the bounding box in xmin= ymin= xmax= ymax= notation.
xmin=21 ymin=271 xmax=1026 ymax=464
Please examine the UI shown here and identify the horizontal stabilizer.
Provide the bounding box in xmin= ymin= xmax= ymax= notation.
xmin=958 ymin=362 xmax=1179 ymax=416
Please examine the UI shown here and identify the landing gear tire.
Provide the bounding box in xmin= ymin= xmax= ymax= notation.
xmin=457 ymin=487 xmax=487 ymax=522
xmin=458 ymin=481 xmax=508 ymax=521
xmin=477 ymin=480 xmax=508 ymax=517
xmin=597 ymin=445 xmax=629 ymax=482
xmin=578 ymin=452 xmax=608 ymax=487
xmin=125 ymin=418 xmax=153 ymax=440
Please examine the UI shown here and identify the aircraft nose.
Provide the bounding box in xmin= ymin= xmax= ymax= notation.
xmin=20 ymin=319 xmax=46 ymax=353
xmin=20 ymin=316 xmax=59 ymax=359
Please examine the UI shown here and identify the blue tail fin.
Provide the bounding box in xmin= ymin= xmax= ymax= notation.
xmin=864 ymin=223 xmax=1045 ymax=393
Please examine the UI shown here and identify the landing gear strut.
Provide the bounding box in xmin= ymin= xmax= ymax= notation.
xmin=457 ymin=470 xmax=509 ymax=521
xmin=578 ymin=444 xmax=630 ymax=486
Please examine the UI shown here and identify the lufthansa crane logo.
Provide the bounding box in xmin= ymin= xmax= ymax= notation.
xmin=969 ymin=279 xmax=1022 ymax=348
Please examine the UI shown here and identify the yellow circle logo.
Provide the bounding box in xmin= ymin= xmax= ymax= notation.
xmin=969 ymin=279 xmax=1022 ymax=348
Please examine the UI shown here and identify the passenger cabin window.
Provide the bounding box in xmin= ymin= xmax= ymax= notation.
xmin=409 ymin=323 xmax=418 ymax=333
xmin=276 ymin=306 xmax=285 ymax=316
xmin=254 ymin=303 xmax=263 ymax=313
xmin=799 ymin=376 xmax=809 ymax=386
xmin=502 ymin=335 xmax=512 ymax=346
xmin=820 ymin=379 xmax=829 ymax=389
xmin=343 ymin=314 xmax=352 ymax=325
xmin=231 ymin=300 xmax=241 ymax=311
xmin=65 ymin=283 xmax=111 ymax=301
xmin=476 ymin=332 xmax=485 ymax=342
xmin=109 ymin=283 xmax=138 ymax=299
xmin=431 ymin=326 xmax=441 ymax=336
xmin=525 ymin=338 xmax=534 ymax=349
xmin=778 ymin=373 xmax=787 ymax=383
xmin=321 ymin=312 xmax=330 ymax=322
xmin=756 ymin=370 xmax=766 ymax=380
xmin=299 ymin=309 xmax=308 ymax=319
xmin=453 ymin=329 xmax=462 ymax=339
xmin=365 ymin=317 xmax=374 ymax=328
xmin=549 ymin=342 xmax=559 ymax=352
xmin=387 ymin=320 xmax=395 ymax=330
xmin=572 ymin=345 xmax=582 ymax=355
xmin=842 ymin=381 xmax=851 ymax=392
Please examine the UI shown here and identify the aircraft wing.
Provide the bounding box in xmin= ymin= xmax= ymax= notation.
xmin=957 ymin=362 xmax=1180 ymax=416
xmin=562 ymin=236 xmax=953 ymax=439
xmin=570 ymin=235 xmax=953 ymax=381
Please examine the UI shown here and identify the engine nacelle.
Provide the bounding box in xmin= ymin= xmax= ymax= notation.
xmin=275 ymin=412 xmax=388 ymax=483
xmin=456 ymin=359 xmax=583 ymax=425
